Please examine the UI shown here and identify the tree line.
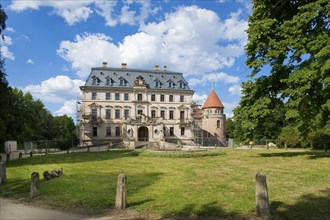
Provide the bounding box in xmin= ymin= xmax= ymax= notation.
xmin=0 ymin=5 xmax=76 ymax=151
xmin=228 ymin=0 xmax=330 ymax=149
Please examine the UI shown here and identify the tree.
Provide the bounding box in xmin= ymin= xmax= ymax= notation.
xmin=234 ymin=0 xmax=330 ymax=147
xmin=0 ymin=4 xmax=12 ymax=150
xmin=54 ymin=115 xmax=77 ymax=150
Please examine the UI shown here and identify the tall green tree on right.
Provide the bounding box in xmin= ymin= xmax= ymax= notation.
xmin=234 ymin=0 xmax=330 ymax=148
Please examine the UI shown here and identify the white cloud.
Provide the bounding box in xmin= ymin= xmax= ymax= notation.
xmin=24 ymin=75 xmax=84 ymax=103
xmin=193 ymin=93 xmax=208 ymax=105
xmin=58 ymin=6 xmax=248 ymax=78
xmin=57 ymin=33 xmax=120 ymax=78
xmin=9 ymin=0 xmax=157 ymax=27
xmin=223 ymin=102 xmax=239 ymax=118
xmin=228 ymin=84 xmax=242 ymax=96
xmin=9 ymin=0 xmax=94 ymax=25
xmin=95 ymin=0 xmax=118 ymax=26
xmin=0 ymin=36 xmax=14 ymax=60
xmin=1 ymin=36 xmax=13 ymax=45
xmin=55 ymin=100 xmax=77 ymax=116
xmin=6 ymin=27 xmax=16 ymax=32
xmin=1 ymin=46 xmax=15 ymax=60
xmin=26 ymin=58 xmax=34 ymax=64
xmin=188 ymin=72 xmax=240 ymax=86
xmin=120 ymin=5 xmax=136 ymax=25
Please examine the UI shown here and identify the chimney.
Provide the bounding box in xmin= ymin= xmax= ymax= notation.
xmin=102 ymin=62 xmax=108 ymax=68
xmin=164 ymin=65 xmax=167 ymax=71
xmin=155 ymin=65 xmax=159 ymax=71
xmin=121 ymin=63 xmax=127 ymax=69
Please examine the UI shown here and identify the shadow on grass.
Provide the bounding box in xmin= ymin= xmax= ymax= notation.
xmin=270 ymin=188 xmax=330 ymax=220
xmin=257 ymin=151 xmax=330 ymax=159
xmin=6 ymin=150 xmax=136 ymax=167
xmin=1 ymin=171 xmax=164 ymax=215
xmin=0 ymin=178 xmax=30 ymax=199
xmin=163 ymin=201 xmax=243 ymax=219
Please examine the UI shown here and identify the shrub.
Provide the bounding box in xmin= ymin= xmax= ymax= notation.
xmin=277 ymin=127 xmax=302 ymax=148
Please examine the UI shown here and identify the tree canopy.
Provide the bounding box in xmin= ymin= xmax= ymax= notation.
xmin=233 ymin=0 xmax=330 ymax=148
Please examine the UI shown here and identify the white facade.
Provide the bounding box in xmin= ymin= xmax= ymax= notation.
xmin=79 ymin=63 xmax=194 ymax=147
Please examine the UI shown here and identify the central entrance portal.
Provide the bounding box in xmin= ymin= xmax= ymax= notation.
xmin=138 ymin=126 xmax=149 ymax=141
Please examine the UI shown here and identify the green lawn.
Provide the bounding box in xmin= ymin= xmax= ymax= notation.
xmin=1 ymin=149 xmax=329 ymax=219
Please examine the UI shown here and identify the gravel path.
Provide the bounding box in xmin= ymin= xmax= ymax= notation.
xmin=0 ymin=198 xmax=147 ymax=220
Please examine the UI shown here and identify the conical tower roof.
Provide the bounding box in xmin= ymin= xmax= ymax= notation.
xmin=202 ymin=89 xmax=224 ymax=109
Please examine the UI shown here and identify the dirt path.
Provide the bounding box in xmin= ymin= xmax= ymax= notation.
xmin=0 ymin=198 xmax=148 ymax=220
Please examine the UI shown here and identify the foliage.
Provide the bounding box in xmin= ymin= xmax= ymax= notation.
xmin=234 ymin=0 xmax=330 ymax=147
xmin=0 ymin=4 xmax=11 ymax=150
xmin=131 ymin=149 xmax=225 ymax=158
xmin=276 ymin=126 xmax=303 ymax=148
xmin=1 ymin=149 xmax=329 ymax=219
xmin=226 ymin=118 xmax=235 ymax=139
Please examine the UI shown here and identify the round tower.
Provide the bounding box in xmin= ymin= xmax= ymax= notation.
xmin=201 ymin=89 xmax=226 ymax=146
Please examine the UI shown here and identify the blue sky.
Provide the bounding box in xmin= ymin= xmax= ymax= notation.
xmin=1 ymin=0 xmax=252 ymax=119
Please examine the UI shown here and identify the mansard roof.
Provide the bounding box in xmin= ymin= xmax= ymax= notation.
xmin=83 ymin=65 xmax=191 ymax=91
xmin=202 ymin=89 xmax=224 ymax=109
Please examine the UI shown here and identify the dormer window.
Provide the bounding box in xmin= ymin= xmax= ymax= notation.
xmin=106 ymin=77 xmax=114 ymax=86
xmin=179 ymin=82 xmax=185 ymax=89
xmin=167 ymin=79 xmax=175 ymax=89
xmin=154 ymin=79 xmax=162 ymax=88
xmin=91 ymin=76 xmax=101 ymax=85
xmin=119 ymin=77 xmax=127 ymax=86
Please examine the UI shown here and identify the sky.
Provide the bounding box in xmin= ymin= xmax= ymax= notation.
xmin=1 ymin=0 xmax=252 ymax=120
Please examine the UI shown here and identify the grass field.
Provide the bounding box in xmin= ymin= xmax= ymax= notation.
xmin=1 ymin=148 xmax=329 ymax=219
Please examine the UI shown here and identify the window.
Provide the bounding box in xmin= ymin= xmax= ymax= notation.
xmin=115 ymin=109 xmax=120 ymax=119
xmin=119 ymin=78 xmax=126 ymax=86
xmin=151 ymin=94 xmax=156 ymax=101
xmin=137 ymin=110 xmax=143 ymax=115
xmin=137 ymin=94 xmax=143 ymax=101
xmin=180 ymin=95 xmax=184 ymax=102
xmin=169 ymin=95 xmax=174 ymax=102
xmin=106 ymin=92 xmax=110 ymax=100
xmin=217 ymin=120 xmax=220 ymax=128
xmin=115 ymin=93 xmax=120 ymax=100
xmin=92 ymin=109 xmax=97 ymax=121
xmin=106 ymin=77 xmax=113 ymax=86
xmin=92 ymin=127 xmax=98 ymax=136
xmin=155 ymin=80 xmax=161 ymax=88
xmin=169 ymin=110 xmax=174 ymax=120
xmin=160 ymin=94 xmax=165 ymax=102
xmin=106 ymin=109 xmax=111 ymax=119
xmin=92 ymin=91 xmax=97 ymax=100
xmin=181 ymin=127 xmax=185 ymax=136
xmin=115 ymin=127 xmax=120 ymax=136
xmin=170 ymin=127 xmax=174 ymax=136
xmin=106 ymin=127 xmax=111 ymax=136
xmin=168 ymin=81 xmax=174 ymax=88
xmin=160 ymin=110 xmax=165 ymax=119
xmin=124 ymin=109 xmax=129 ymax=119
xmin=92 ymin=77 xmax=97 ymax=85
xmin=124 ymin=93 xmax=129 ymax=101
xmin=180 ymin=111 xmax=185 ymax=120
xmin=179 ymin=82 xmax=185 ymax=89
xmin=151 ymin=110 xmax=156 ymax=118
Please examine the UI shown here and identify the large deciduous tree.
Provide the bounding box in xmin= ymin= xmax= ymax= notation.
xmin=234 ymin=0 xmax=330 ymax=148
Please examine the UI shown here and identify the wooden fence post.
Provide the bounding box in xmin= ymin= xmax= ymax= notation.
xmin=0 ymin=162 xmax=6 ymax=184
xmin=115 ymin=173 xmax=127 ymax=210
xmin=256 ymin=172 xmax=271 ymax=219
xmin=31 ymin=172 xmax=40 ymax=198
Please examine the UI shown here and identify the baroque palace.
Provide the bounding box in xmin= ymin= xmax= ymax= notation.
xmin=79 ymin=62 xmax=226 ymax=148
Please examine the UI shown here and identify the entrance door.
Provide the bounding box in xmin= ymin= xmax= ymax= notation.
xmin=138 ymin=126 xmax=149 ymax=141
